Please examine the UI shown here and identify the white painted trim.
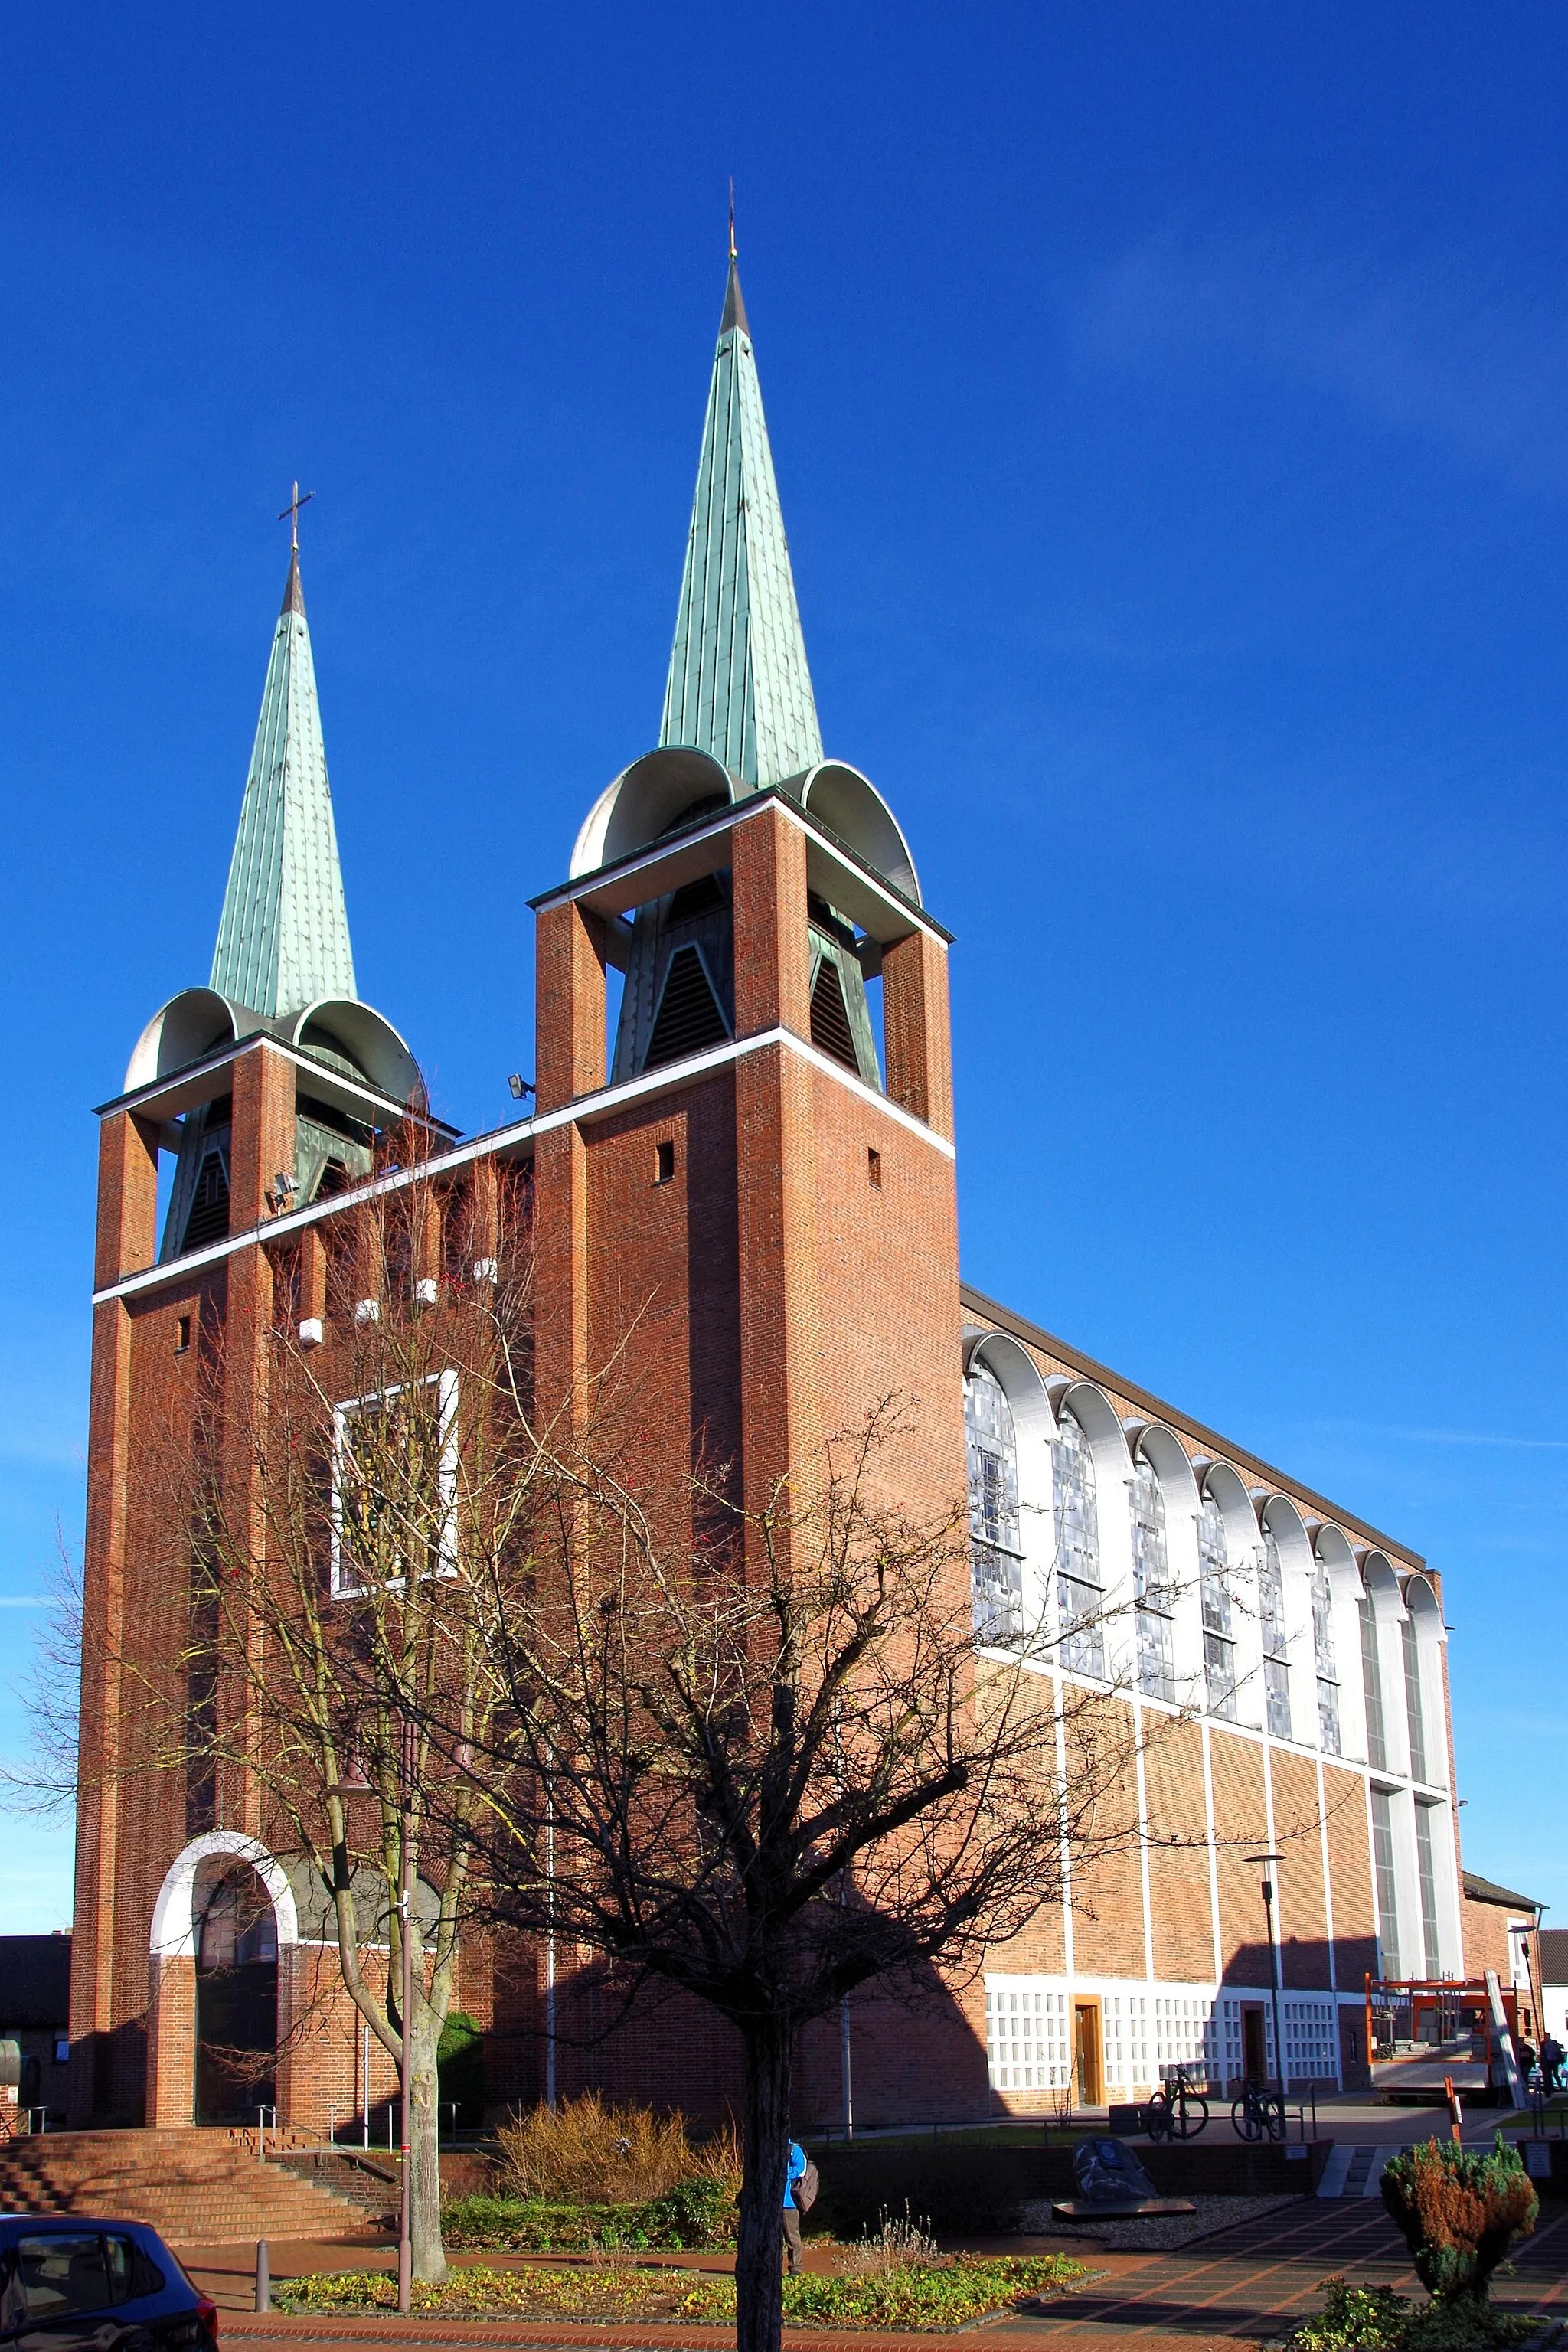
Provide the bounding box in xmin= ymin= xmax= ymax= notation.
xmin=539 ymin=789 xmax=948 ymax=949
xmin=149 ymin=1831 xmax=299 ymax=1960
xmin=93 ymin=1026 xmax=956 ymax=1306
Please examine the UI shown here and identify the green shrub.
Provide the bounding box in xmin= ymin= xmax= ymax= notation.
xmin=435 ymin=2011 xmax=485 ymax=2131
xmin=440 ymin=2178 xmax=737 ymax=2252
xmin=1381 ymin=2137 xmax=1538 ymax=2305
xmin=277 ymin=2253 xmax=1086 ymax=2329
xmin=1285 ymin=2274 xmax=1539 ymax=2352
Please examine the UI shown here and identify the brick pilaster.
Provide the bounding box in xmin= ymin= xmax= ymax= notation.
xmin=535 ymin=902 xmax=607 ymax=1114
xmin=730 ymin=804 xmax=812 ymax=1040
xmin=882 ymin=928 xmax=955 ymax=1142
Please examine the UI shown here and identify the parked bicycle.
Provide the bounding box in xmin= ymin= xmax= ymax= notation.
xmin=1231 ymin=2076 xmax=1287 ymax=2142
xmin=1145 ymin=2063 xmax=1210 ymax=2141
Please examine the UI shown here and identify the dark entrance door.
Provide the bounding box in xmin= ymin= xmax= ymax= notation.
xmin=194 ymin=1864 xmax=278 ymax=2124
xmin=1242 ymin=2004 xmax=1268 ymax=2082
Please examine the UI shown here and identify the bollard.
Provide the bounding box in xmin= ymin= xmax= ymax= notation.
xmin=255 ymin=2240 xmax=271 ymax=2314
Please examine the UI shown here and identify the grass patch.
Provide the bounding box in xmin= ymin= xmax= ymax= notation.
xmin=276 ymin=2253 xmax=1087 ymax=2330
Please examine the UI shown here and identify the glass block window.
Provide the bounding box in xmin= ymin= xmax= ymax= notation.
xmin=1414 ymin=1802 xmax=1441 ymax=1978
xmin=1361 ymin=1596 xmax=1388 ymax=1770
xmin=1370 ymin=1786 xmax=1401 ymax=1979
xmin=1131 ymin=1454 xmax=1175 ymax=1703
xmin=1313 ymin=1563 xmax=1341 ymax=1755
xmin=1054 ymin=1410 xmax=1104 ymax=1677
xmin=1260 ymin=1527 xmax=1292 ymax=1738
xmin=984 ymin=1979 xmax=1072 ymax=2090
xmin=1282 ymin=1998 xmax=1339 ymax=2083
xmin=1402 ymin=1610 xmax=1429 ymax=1782
xmin=966 ymin=1364 xmax=1025 ymax=1645
xmin=1199 ymin=1493 xmax=1236 ymax=1720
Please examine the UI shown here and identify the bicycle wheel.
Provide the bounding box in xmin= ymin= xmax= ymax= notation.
xmin=1232 ymin=2096 xmax=1263 ymax=2142
xmin=1173 ymin=2092 xmax=1208 ymax=2139
xmin=1266 ymin=2098 xmax=1287 ymax=2144
xmin=1145 ymin=2092 xmax=1172 ymax=2144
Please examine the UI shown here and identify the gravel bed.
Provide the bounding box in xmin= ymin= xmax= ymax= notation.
xmin=1014 ymin=2190 xmax=1301 ymax=2251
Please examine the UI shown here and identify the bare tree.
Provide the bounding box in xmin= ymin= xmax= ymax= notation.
xmin=427 ymin=1400 xmax=1155 ymax=2352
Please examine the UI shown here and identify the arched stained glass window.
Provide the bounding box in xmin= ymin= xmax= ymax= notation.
xmin=1260 ymin=1527 xmax=1291 ymax=1738
xmin=1312 ymin=1563 xmax=1341 ymax=1754
xmin=965 ymin=1363 xmax=1024 ymax=1645
xmin=1198 ymin=1492 xmax=1236 ymax=1720
xmin=1131 ymin=1455 xmax=1174 ymax=1702
xmin=1054 ymin=1410 xmax=1104 ymax=1677
xmin=1360 ymin=1590 xmax=1388 ymax=1769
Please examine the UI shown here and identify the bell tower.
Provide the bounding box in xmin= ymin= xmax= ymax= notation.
xmin=531 ymin=243 xmax=965 ymax=1583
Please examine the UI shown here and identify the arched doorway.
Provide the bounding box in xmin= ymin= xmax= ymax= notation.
xmin=194 ymin=1860 xmax=278 ymax=2124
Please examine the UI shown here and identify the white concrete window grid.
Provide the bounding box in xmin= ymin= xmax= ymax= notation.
xmin=983 ymin=1981 xmax=1331 ymax=2095
xmin=330 ymin=1366 xmax=459 ymax=1601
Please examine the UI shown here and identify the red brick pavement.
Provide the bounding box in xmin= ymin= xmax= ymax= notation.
xmin=201 ymin=2200 xmax=1568 ymax=2352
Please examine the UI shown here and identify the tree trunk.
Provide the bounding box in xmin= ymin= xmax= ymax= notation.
xmin=410 ymin=2014 xmax=447 ymax=2284
xmin=734 ymin=2015 xmax=792 ymax=2352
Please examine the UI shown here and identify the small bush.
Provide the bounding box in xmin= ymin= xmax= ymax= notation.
xmin=494 ymin=2091 xmax=737 ymax=2207
xmin=1381 ymin=2137 xmax=1538 ymax=2305
xmin=435 ymin=2011 xmax=485 ymax=2130
xmin=441 ymin=2181 xmax=737 ymax=2253
xmin=1285 ymin=2275 xmax=1538 ymax=2352
xmin=836 ymin=2204 xmax=942 ymax=2277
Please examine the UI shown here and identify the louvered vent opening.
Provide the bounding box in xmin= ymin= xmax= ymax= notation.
xmin=183 ymin=1152 xmax=231 ymax=1251
xmin=645 ymin=945 xmax=730 ymax=1069
xmin=809 ymin=959 xmax=858 ymax=1071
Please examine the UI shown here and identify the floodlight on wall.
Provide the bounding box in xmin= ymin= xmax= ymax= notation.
xmin=507 ymin=1074 xmax=535 ymax=1101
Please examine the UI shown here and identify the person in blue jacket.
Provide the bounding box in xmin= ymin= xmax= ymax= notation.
xmin=782 ymin=2139 xmax=808 ymax=2273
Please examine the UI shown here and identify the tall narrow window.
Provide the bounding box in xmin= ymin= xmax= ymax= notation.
xmin=1053 ymin=1410 xmax=1103 ymax=1677
xmin=1370 ymin=1788 xmax=1401 ymax=1979
xmin=1312 ymin=1563 xmax=1341 ymax=1755
xmin=1401 ymin=1610 xmax=1429 ymax=1782
xmin=965 ymin=1364 xmax=1024 ymax=1645
xmin=1414 ymin=1803 xmax=1441 ymax=1978
xmin=1131 ymin=1455 xmax=1174 ymax=1702
xmin=1360 ymin=1595 xmax=1388 ymax=1770
xmin=1198 ymin=1494 xmax=1236 ymax=1720
xmin=1260 ymin=1527 xmax=1292 ymax=1738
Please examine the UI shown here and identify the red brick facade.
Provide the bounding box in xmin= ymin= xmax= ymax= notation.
xmin=74 ymin=784 xmax=1468 ymax=2132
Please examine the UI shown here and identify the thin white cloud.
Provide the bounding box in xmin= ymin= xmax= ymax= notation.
xmin=1311 ymin=1421 xmax=1568 ymax=1453
xmin=1080 ymin=220 xmax=1568 ymax=495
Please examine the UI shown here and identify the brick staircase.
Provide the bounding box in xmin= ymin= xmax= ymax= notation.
xmin=0 ymin=2129 xmax=387 ymax=2246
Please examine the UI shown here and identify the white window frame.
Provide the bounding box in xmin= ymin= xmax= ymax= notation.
xmin=331 ymin=1368 xmax=459 ymax=1601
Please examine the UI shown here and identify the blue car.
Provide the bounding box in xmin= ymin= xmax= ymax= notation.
xmin=0 ymin=2218 xmax=218 ymax=2352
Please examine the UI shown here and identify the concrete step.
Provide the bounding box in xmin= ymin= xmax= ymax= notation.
xmin=0 ymin=2130 xmax=375 ymax=2244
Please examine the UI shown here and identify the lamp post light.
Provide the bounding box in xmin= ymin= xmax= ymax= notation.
xmin=1245 ymin=1852 xmax=1286 ymax=2090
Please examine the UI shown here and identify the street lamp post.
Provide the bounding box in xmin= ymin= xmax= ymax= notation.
xmin=1246 ymin=1852 xmax=1286 ymax=2090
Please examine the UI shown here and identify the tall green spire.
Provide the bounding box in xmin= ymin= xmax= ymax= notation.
xmin=660 ymin=252 xmax=824 ymax=787
xmin=209 ymin=547 xmax=357 ymax=1017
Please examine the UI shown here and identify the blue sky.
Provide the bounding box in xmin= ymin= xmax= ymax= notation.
xmin=2 ymin=3 xmax=1566 ymax=1931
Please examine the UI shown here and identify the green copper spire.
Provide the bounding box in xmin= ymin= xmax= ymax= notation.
xmin=209 ymin=546 xmax=357 ymax=1017
xmin=660 ymin=250 xmax=824 ymax=787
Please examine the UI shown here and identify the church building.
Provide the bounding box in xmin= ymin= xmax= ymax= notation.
xmin=72 ymin=249 xmax=1470 ymax=2132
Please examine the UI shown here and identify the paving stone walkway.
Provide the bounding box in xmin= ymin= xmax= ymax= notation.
xmin=194 ymin=2196 xmax=1568 ymax=2352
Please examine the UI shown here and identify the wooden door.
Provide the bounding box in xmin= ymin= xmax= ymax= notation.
xmin=1073 ymin=2001 xmax=1103 ymax=2107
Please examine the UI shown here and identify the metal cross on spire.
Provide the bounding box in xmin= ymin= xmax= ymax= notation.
xmin=278 ymin=480 xmax=315 ymax=552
